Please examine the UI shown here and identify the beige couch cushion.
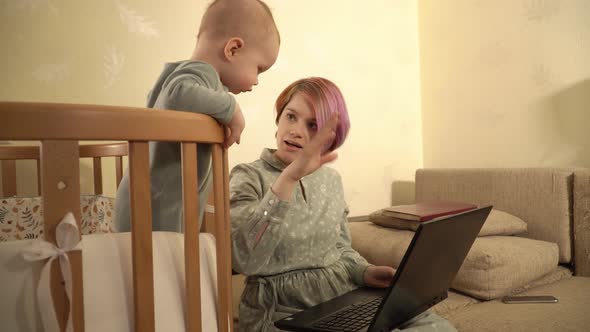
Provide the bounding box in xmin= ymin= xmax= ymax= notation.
xmin=415 ymin=168 xmax=573 ymax=263
xmin=350 ymin=222 xmax=559 ymax=300
xmin=431 ymin=291 xmax=479 ymax=318
xmin=444 ymin=277 xmax=590 ymax=332
xmin=453 ymin=236 xmax=559 ymax=300
xmin=350 ymin=222 xmax=413 ymax=268
xmin=432 ymin=266 xmax=572 ymax=318
xmin=369 ymin=208 xmax=527 ymax=236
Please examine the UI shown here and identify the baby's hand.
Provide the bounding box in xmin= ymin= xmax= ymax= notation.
xmin=224 ymin=104 xmax=245 ymax=149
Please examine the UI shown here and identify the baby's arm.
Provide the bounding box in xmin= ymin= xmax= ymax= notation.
xmin=161 ymin=67 xmax=248 ymax=147
xmin=223 ymin=103 xmax=244 ymax=148
xmin=160 ymin=66 xmax=237 ymax=124
xmin=229 ymin=165 xmax=290 ymax=275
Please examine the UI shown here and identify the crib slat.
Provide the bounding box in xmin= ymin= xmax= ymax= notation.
xmin=115 ymin=156 xmax=123 ymax=188
xmin=128 ymin=141 xmax=155 ymax=332
xmin=212 ymin=145 xmax=232 ymax=332
xmin=181 ymin=142 xmax=202 ymax=332
xmin=93 ymin=157 xmax=103 ymax=194
xmin=41 ymin=140 xmax=84 ymax=332
xmin=222 ymin=148 xmax=234 ymax=332
xmin=1 ymin=160 xmax=17 ymax=197
xmin=36 ymin=160 xmax=41 ymax=195
xmin=201 ymin=192 xmax=215 ymax=233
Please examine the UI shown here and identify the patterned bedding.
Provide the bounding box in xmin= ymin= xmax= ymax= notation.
xmin=0 ymin=195 xmax=115 ymax=241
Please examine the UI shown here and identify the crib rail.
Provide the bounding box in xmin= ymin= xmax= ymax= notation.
xmin=0 ymin=102 xmax=234 ymax=332
xmin=0 ymin=142 xmax=127 ymax=197
xmin=0 ymin=102 xmax=223 ymax=142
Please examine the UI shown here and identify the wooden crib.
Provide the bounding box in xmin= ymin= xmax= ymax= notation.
xmin=0 ymin=102 xmax=234 ymax=332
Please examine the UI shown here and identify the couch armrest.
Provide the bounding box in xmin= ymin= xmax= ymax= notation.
xmin=573 ymin=169 xmax=590 ymax=276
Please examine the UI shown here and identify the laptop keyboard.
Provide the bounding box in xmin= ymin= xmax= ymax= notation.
xmin=310 ymin=297 xmax=382 ymax=331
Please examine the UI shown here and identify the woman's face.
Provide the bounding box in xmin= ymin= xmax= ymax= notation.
xmin=274 ymin=92 xmax=318 ymax=166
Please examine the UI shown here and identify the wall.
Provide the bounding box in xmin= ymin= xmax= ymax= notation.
xmin=0 ymin=0 xmax=423 ymax=216
xmin=419 ymin=0 xmax=590 ymax=168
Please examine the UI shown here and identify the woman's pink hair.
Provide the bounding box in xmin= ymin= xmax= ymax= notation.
xmin=274 ymin=77 xmax=350 ymax=151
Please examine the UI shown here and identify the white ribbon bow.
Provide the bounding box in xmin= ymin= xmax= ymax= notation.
xmin=22 ymin=212 xmax=82 ymax=332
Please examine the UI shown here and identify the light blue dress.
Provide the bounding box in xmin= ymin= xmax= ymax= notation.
xmin=230 ymin=149 xmax=457 ymax=332
xmin=230 ymin=148 xmax=371 ymax=331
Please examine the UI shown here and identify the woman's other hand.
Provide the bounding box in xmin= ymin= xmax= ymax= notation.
xmin=363 ymin=265 xmax=396 ymax=288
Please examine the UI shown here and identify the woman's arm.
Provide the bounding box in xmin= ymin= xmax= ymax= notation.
xmin=230 ymin=164 xmax=291 ymax=275
xmin=335 ymin=198 xmax=372 ymax=285
xmin=332 ymin=174 xmax=396 ymax=287
xmin=336 ymin=206 xmax=395 ymax=287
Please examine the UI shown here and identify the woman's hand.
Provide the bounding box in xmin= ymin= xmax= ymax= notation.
xmin=363 ymin=265 xmax=396 ymax=288
xmin=271 ymin=113 xmax=339 ymax=201
xmin=283 ymin=112 xmax=339 ymax=182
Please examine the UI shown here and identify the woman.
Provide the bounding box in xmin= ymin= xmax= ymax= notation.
xmin=229 ymin=77 xmax=396 ymax=331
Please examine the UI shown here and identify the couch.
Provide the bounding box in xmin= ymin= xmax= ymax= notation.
xmin=350 ymin=168 xmax=590 ymax=331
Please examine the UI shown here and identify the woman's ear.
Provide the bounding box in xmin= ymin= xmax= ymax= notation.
xmin=223 ymin=37 xmax=245 ymax=60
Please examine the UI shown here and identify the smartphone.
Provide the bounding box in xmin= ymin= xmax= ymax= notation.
xmin=501 ymin=295 xmax=558 ymax=304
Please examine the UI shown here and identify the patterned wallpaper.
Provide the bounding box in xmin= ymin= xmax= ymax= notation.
xmin=0 ymin=1 xmax=423 ymax=216
xmin=419 ymin=0 xmax=590 ymax=168
xmin=3 ymin=0 xmax=587 ymax=213
xmin=0 ymin=0 xmax=201 ymax=106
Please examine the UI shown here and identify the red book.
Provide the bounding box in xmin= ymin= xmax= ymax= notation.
xmin=383 ymin=200 xmax=478 ymax=222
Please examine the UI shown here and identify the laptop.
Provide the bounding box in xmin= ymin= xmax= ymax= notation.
xmin=275 ymin=205 xmax=492 ymax=332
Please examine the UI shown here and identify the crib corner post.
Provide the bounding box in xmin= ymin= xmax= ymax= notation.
xmin=41 ymin=140 xmax=85 ymax=332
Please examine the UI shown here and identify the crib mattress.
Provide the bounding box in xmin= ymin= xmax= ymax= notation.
xmin=0 ymin=232 xmax=218 ymax=331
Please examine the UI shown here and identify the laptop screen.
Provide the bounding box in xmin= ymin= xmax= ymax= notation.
xmin=370 ymin=206 xmax=491 ymax=330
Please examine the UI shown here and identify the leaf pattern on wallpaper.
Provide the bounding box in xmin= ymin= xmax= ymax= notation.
xmin=103 ymin=46 xmax=126 ymax=88
xmin=523 ymin=0 xmax=561 ymax=21
xmin=32 ymin=63 xmax=69 ymax=83
xmin=11 ymin=0 xmax=58 ymax=14
xmin=530 ymin=64 xmax=558 ymax=91
xmin=572 ymin=30 xmax=588 ymax=68
xmin=475 ymin=41 xmax=512 ymax=68
xmin=115 ymin=0 xmax=159 ymax=39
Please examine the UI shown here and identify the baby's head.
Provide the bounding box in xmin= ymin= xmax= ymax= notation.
xmin=193 ymin=0 xmax=280 ymax=94
xmin=275 ymin=77 xmax=350 ymax=152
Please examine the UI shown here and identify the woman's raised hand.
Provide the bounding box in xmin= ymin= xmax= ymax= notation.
xmin=283 ymin=112 xmax=339 ymax=182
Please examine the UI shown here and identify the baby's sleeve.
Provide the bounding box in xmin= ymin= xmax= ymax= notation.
xmin=157 ymin=67 xmax=236 ymax=125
